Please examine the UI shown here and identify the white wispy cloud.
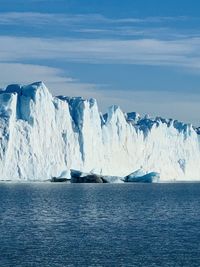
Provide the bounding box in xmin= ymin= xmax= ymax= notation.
xmin=0 ymin=36 xmax=200 ymax=70
xmin=0 ymin=12 xmax=197 ymax=40
xmin=0 ymin=12 xmax=188 ymax=26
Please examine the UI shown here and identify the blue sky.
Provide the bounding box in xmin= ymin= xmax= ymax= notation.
xmin=1 ymin=0 xmax=200 ymax=124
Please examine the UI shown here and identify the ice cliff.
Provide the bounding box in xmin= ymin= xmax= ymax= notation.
xmin=0 ymin=81 xmax=200 ymax=181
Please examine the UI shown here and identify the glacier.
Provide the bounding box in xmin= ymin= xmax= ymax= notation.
xmin=0 ymin=81 xmax=200 ymax=182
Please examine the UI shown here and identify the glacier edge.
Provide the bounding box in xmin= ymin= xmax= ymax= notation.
xmin=0 ymin=81 xmax=200 ymax=181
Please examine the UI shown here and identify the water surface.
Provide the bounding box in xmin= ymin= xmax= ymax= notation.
xmin=0 ymin=183 xmax=200 ymax=267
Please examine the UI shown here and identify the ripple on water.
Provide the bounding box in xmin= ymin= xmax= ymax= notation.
xmin=0 ymin=183 xmax=200 ymax=267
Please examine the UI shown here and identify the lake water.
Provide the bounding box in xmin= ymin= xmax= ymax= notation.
xmin=0 ymin=183 xmax=200 ymax=267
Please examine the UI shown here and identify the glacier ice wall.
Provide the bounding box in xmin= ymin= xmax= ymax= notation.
xmin=0 ymin=81 xmax=200 ymax=181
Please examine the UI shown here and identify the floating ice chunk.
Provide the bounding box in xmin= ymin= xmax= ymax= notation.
xmin=125 ymin=171 xmax=160 ymax=183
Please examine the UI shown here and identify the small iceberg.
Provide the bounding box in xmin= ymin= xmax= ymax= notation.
xmin=70 ymin=169 xmax=123 ymax=183
xmin=71 ymin=169 xmax=108 ymax=183
xmin=124 ymin=169 xmax=160 ymax=183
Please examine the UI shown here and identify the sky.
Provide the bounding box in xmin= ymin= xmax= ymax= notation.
xmin=0 ymin=0 xmax=200 ymax=124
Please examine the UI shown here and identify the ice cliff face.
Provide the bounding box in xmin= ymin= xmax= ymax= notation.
xmin=0 ymin=81 xmax=200 ymax=181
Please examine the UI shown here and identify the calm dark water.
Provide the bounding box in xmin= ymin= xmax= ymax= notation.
xmin=0 ymin=183 xmax=200 ymax=267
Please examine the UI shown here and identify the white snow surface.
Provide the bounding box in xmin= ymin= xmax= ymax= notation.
xmin=0 ymin=81 xmax=200 ymax=182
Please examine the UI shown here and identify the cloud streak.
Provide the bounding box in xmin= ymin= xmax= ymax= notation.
xmin=0 ymin=12 xmax=188 ymax=26
xmin=0 ymin=12 xmax=196 ymax=40
xmin=1 ymin=36 xmax=200 ymax=70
